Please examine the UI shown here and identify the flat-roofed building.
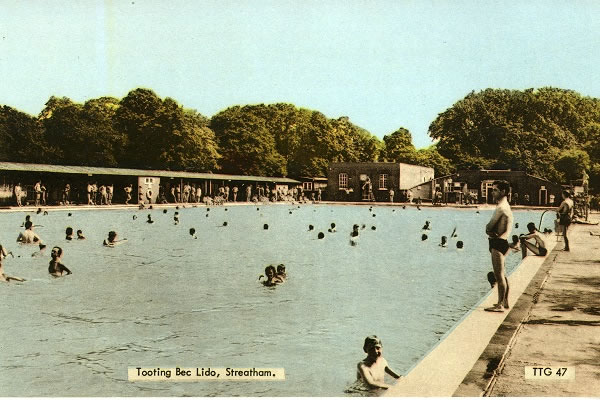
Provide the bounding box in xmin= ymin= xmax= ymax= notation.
xmin=327 ymin=162 xmax=434 ymax=202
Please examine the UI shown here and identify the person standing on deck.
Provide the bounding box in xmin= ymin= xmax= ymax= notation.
xmin=124 ymin=184 xmax=133 ymax=205
xmin=484 ymin=180 xmax=513 ymax=312
xmin=232 ymin=186 xmax=238 ymax=202
xmin=106 ymin=184 xmax=113 ymax=205
xmin=557 ymin=190 xmax=574 ymax=251
xmin=196 ymin=185 xmax=202 ymax=203
xmin=246 ymin=185 xmax=252 ymax=202
xmin=34 ymin=180 xmax=41 ymax=206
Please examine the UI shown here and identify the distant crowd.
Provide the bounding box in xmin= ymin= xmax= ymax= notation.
xmin=10 ymin=181 xmax=324 ymax=207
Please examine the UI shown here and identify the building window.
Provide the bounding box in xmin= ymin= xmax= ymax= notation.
xmin=145 ymin=178 xmax=154 ymax=184
xmin=303 ymin=181 xmax=313 ymax=191
xmin=379 ymin=174 xmax=388 ymax=190
xmin=339 ymin=173 xmax=348 ymax=189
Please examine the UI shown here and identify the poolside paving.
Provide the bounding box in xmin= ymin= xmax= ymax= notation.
xmin=454 ymin=214 xmax=600 ymax=397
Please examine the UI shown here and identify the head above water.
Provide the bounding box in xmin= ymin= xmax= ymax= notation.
xmin=265 ymin=265 xmax=276 ymax=278
xmin=527 ymin=222 xmax=536 ymax=233
xmin=277 ymin=264 xmax=286 ymax=274
xmin=51 ymin=246 xmax=63 ymax=260
xmin=456 ymin=240 xmax=464 ymax=249
xmin=421 ymin=233 xmax=428 ymax=241
xmin=108 ymin=231 xmax=117 ymax=241
xmin=65 ymin=227 xmax=73 ymax=236
xmin=363 ymin=335 xmax=382 ymax=354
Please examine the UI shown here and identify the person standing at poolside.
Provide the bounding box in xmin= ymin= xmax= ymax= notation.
xmin=485 ymin=180 xmax=513 ymax=312
xmin=34 ymin=180 xmax=41 ymax=206
xmin=232 ymin=186 xmax=238 ymax=202
xmin=246 ymin=184 xmax=252 ymax=202
xmin=557 ymin=190 xmax=574 ymax=251
xmin=124 ymin=184 xmax=133 ymax=205
xmin=14 ymin=183 xmax=22 ymax=206
xmin=196 ymin=185 xmax=202 ymax=203
xmin=87 ymin=182 xmax=93 ymax=205
xmin=107 ymin=184 xmax=113 ymax=205
xmin=62 ymin=183 xmax=70 ymax=205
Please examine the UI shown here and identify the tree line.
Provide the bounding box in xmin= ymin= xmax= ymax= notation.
xmin=1 ymin=87 xmax=599 ymax=193
xmin=0 ymin=88 xmax=451 ymax=178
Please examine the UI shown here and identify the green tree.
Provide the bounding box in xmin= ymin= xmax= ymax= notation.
xmin=0 ymin=105 xmax=48 ymax=162
xmin=382 ymin=128 xmax=418 ymax=163
xmin=555 ymin=149 xmax=591 ymax=183
xmin=210 ymin=106 xmax=287 ymax=176
xmin=115 ymin=89 xmax=220 ymax=171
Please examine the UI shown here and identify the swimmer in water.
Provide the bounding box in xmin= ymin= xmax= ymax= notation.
xmin=487 ymin=271 xmax=497 ymax=288
xmin=308 ymin=224 xmax=314 ymax=231
xmin=48 ymin=247 xmax=72 ymax=277
xmin=509 ymin=235 xmax=520 ymax=252
xmin=31 ymin=244 xmax=47 ymax=258
xmin=421 ymin=233 xmax=428 ymax=241
xmin=147 ymin=214 xmax=154 ymax=224
xmin=328 ymin=223 xmax=336 ymax=233
xmin=103 ymin=231 xmax=127 ymax=247
xmin=76 ymin=230 xmax=86 ymax=240
xmin=17 ymin=221 xmax=43 ymax=245
xmin=456 ymin=240 xmax=464 ymax=249
xmin=189 ymin=228 xmax=197 ymax=239
xmin=174 ymin=212 xmax=180 ymax=225
xmin=422 ymin=221 xmax=431 ymax=230
xmin=0 ymin=244 xmax=22 ymax=282
xmin=65 ymin=227 xmax=74 ymax=240
xmin=276 ymin=264 xmax=287 ymax=280
xmin=439 ymin=236 xmax=448 ymax=247
xmin=259 ymin=265 xmax=283 ymax=286
xmin=350 ymin=224 xmax=360 ymax=246
xmin=355 ymin=336 xmax=401 ymax=390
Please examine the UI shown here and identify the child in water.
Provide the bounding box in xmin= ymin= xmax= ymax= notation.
xmin=355 ymin=336 xmax=401 ymax=390
xmin=76 ymin=230 xmax=86 ymax=240
xmin=259 ymin=265 xmax=283 ymax=286
xmin=48 ymin=247 xmax=72 ymax=277
xmin=276 ymin=264 xmax=287 ymax=281
xmin=103 ymin=231 xmax=127 ymax=247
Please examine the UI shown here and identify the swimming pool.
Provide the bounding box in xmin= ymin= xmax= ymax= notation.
xmin=0 ymin=205 xmax=549 ymax=396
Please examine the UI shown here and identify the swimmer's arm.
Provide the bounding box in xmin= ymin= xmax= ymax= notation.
xmin=358 ymin=364 xmax=390 ymax=389
xmin=60 ymin=264 xmax=72 ymax=275
xmin=385 ymin=366 xmax=402 ymax=379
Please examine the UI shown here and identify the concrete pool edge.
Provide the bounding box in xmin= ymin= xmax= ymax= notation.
xmin=384 ymin=236 xmax=558 ymax=397
xmin=452 ymin=247 xmax=559 ymax=397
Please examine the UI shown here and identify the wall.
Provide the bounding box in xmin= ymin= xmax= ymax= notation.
xmin=399 ymin=163 xmax=435 ymax=190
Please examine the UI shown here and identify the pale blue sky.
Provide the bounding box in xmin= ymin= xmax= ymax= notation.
xmin=1 ymin=0 xmax=599 ymax=148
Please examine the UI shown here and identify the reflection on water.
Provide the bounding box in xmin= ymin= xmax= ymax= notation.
xmin=0 ymin=205 xmax=546 ymax=396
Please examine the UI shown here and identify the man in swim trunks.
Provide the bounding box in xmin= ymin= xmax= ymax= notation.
xmin=519 ymin=222 xmax=548 ymax=259
xmin=557 ymin=190 xmax=574 ymax=251
xmin=485 ymin=180 xmax=513 ymax=312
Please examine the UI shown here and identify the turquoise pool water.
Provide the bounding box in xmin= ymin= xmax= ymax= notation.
xmin=0 ymin=205 xmax=548 ymax=396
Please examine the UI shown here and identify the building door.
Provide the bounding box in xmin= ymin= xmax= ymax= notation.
xmin=539 ymin=187 xmax=547 ymax=205
xmin=481 ymin=180 xmax=495 ymax=204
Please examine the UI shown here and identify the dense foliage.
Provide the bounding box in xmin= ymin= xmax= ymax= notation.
xmin=429 ymin=87 xmax=600 ymax=190
xmin=3 ymin=86 xmax=600 ymax=190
